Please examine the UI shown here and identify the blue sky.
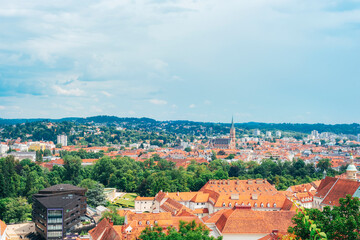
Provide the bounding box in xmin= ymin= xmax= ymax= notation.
xmin=0 ymin=0 xmax=360 ymax=123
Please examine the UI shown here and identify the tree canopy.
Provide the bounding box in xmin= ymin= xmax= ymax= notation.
xmin=139 ymin=220 xmax=222 ymax=240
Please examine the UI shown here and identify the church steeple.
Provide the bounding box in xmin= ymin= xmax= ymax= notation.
xmin=230 ymin=116 xmax=236 ymax=149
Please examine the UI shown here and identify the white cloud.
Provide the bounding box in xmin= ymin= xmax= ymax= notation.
xmin=149 ymin=99 xmax=167 ymax=105
xmin=1 ymin=0 xmax=360 ymax=122
xmin=101 ymin=91 xmax=112 ymax=97
xmin=91 ymin=106 xmax=103 ymax=113
xmin=150 ymin=59 xmax=168 ymax=71
xmin=170 ymin=75 xmax=183 ymax=81
xmin=53 ymin=85 xmax=84 ymax=96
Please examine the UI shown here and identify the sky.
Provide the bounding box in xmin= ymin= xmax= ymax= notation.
xmin=0 ymin=0 xmax=360 ymax=123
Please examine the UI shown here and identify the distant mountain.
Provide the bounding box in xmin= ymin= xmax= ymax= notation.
xmin=0 ymin=115 xmax=157 ymax=125
xmin=0 ymin=115 xmax=359 ymax=135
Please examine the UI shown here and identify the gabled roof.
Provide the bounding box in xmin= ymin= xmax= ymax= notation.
xmin=89 ymin=218 xmax=121 ymax=240
xmin=315 ymin=177 xmax=338 ymax=199
xmin=205 ymin=206 xmax=295 ymax=234
xmin=0 ymin=219 xmax=7 ymax=237
xmin=322 ymin=179 xmax=360 ymax=206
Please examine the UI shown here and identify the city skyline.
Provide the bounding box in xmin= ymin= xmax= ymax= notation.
xmin=1 ymin=0 xmax=360 ymax=123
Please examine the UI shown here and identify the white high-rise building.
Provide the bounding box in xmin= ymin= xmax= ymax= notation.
xmin=266 ymin=131 xmax=272 ymax=138
xmin=0 ymin=144 xmax=9 ymax=154
xmin=57 ymin=134 xmax=68 ymax=147
xmin=311 ymin=130 xmax=319 ymax=139
xmin=253 ymin=129 xmax=261 ymax=136
xmin=276 ymin=131 xmax=282 ymax=138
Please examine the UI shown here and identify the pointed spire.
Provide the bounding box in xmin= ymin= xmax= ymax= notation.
xmin=231 ymin=116 xmax=234 ymax=129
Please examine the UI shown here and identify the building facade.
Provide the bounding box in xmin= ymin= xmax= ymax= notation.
xmin=209 ymin=118 xmax=236 ymax=149
xmin=32 ymin=184 xmax=87 ymax=239
xmin=57 ymin=135 xmax=68 ymax=147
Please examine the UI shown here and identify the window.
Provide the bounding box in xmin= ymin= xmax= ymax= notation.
xmin=146 ymin=221 xmax=150 ymax=225
xmin=154 ymin=221 xmax=158 ymax=225
xmin=48 ymin=224 xmax=63 ymax=230
xmin=139 ymin=221 xmax=142 ymax=225
xmin=254 ymin=203 xmax=257 ymax=207
xmin=273 ymin=203 xmax=277 ymax=208
xmin=222 ymin=203 xmax=226 ymax=207
xmin=267 ymin=203 xmax=270 ymax=207
xmin=47 ymin=231 xmax=62 ymax=237
xmin=229 ymin=203 xmax=232 ymax=207
xmin=260 ymin=203 xmax=264 ymax=207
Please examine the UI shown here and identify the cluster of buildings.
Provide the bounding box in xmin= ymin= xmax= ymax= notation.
xmin=1 ymin=157 xmax=360 ymax=240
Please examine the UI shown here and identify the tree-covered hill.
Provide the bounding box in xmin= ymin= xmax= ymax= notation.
xmin=0 ymin=115 xmax=359 ymax=135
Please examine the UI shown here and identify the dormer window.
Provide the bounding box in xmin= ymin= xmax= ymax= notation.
xmin=274 ymin=203 xmax=277 ymax=208
xmin=260 ymin=203 xmax=264 ymax=207
xmin=267 ymin=203 xmax=270 ymax=207
xmin=154 ymin=220 xmax=158 ymax=225
xmin=146 ymin=221 xmax=150 ymax=225
xmin=222 ymin=203 xmax=226 ymax=207
xmin=139 ymin=221 xmax=142 ymax=225
xmin=229 ymin=203 xmax=232 ymax=207
xmin=254 ymin=203 xmax=257 ymax=207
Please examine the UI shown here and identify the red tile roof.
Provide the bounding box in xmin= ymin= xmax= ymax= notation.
xmin=321 ymin=179 xmax=360 ymax=206
xmin=205 ymin=206 xmax=295 ymax=234
xmin=88 ymin=218 xmax=121 ymax=240
xmin=0 ymin=219 xmax=7 ymax=237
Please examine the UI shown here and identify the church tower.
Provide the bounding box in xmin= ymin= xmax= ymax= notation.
xmin=347 ymin=154 xmax=357 ymax=181
xmin=230 ymin=116 xmax=236 ymax=149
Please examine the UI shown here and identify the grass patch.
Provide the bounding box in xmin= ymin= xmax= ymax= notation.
xmin=113 ymin=193 xmax=137 ymax=208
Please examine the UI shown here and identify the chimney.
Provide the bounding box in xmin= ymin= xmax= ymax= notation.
xmin=108 ymin=218 xmax=114 ymax=226
xmin=271 ymin=230 xmax=279 ymax=237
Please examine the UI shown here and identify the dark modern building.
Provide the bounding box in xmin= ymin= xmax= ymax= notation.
xmin=32 ymin=184 xmax=87 ymax=239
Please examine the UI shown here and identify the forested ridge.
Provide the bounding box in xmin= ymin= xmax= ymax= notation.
xmin=1 ymin=115 xmax=360 ymax=136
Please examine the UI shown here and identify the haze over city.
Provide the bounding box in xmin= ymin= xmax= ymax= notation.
xmin=1 ymin=0 xmax=360 ymax=123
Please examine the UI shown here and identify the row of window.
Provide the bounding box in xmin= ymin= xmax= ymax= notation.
xmin=222 ymin=202 xmax=277 ymax=208
xmin=47 ymin=231 xmax=62 ymax=237
xmin=48 ymin=224 xmax=62 ymax=230
xmin=139 ymin=220 xmax=158 ymax=225
xmin=48 ymin=218 xmax=63 ymax=224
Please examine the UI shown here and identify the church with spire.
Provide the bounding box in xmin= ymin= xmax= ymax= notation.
xmin=209 ymin=117 xmax=236 ymax=149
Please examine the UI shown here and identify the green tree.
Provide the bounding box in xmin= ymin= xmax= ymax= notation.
xmin=139 ymin=220 xmax=222 ymax=240
xmin=86 ymin=182 xmax=107 ymax=207
xmin=289 ymin=195 xmax=360 ymax=240
xmin=100 ymin=206 xmax=124 ymax=225
xmin=225 ymin=154 xmax=235 ymax=160
xmin=184 ymin=147 xmax=192 ymax=152
xmin=63 ymin=155 xmax=82 ymax=184
xmin=35 ymin=150 xmax=43 ymax=162
xmin=43 ymin=149 xmax=52 ymax=157
xmin=317 ymin=159 xmax=332 ymax=172
xmin=79 ymin=178 xmax=98 ymax=190
xmin=0 ymin=197 xmax=32 ymax=224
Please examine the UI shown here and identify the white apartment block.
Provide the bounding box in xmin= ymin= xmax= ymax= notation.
xmin=57 ymin=134 xmax=68 ymax=146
